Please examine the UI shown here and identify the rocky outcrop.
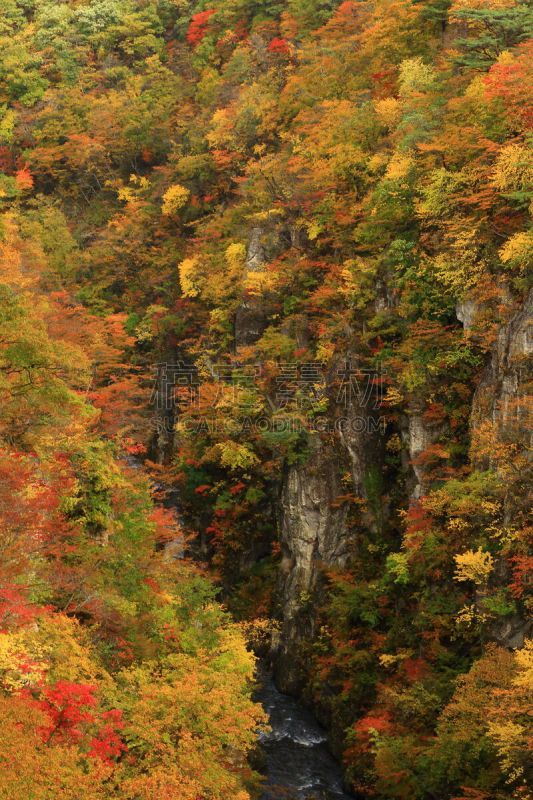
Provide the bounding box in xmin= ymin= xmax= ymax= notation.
xmin=235 ymin=227 xmax=269 ymax=348
xmin=491 ymin=613 xmax=530 ymax=649
xmin=471 ymin=291 xmax=532 ymax=649
xmin=234 ymin=223 xmax=309 ymax=349
xmin=456 ymin=297 xmax=480 ymax=330
xmin=471 ymin=289 xmax=532 ymax=453
xmin=272 ymin=355 xmax=389 ymax=691
xmin=149 ymin=356 xmax=179 ymax=464
xmin=401 ymin=401 xmax=443 ymax=500
xmin=273 ymin=437 xmax=349 ymax=694
xmin=488 ymin=555 xmax=532 ymax=649
xmin=337 ymin=367 xmax=387 ymax=531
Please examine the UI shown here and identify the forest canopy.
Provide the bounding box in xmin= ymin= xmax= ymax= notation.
xmin=0 ymin=0 xmax=531 ymax=798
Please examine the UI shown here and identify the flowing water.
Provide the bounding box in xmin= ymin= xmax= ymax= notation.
xmin=257 ymin=674 xmax=354 ymax=800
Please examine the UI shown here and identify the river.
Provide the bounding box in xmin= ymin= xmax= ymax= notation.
xmin=256 ymin=674 xmax=354 ymax=800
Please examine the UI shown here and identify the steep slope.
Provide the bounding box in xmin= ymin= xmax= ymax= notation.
xmin=0 ymin=1 xmax=531 ymax=798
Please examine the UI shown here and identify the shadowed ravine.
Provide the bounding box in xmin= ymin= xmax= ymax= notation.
xmin=143 ymin=456 xmax=355 ymax=800
xmin=256 ymin=674 xmax=354 ymax=800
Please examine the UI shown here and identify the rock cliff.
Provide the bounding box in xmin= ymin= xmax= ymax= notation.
xmin=274 ymin=437 xmax=349 ymax=693
xmin=471 ymin=289 xmax=532 ymax=453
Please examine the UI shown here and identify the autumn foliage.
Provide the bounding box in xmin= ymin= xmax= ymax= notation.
xmin=0 ymin=0 xmax=531 ymax=798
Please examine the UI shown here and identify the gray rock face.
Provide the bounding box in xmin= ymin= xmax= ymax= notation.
xmin=471 ymin=289 xmax=532 ymax=453
xmin=338 ymin=412 xmax=372 ymax=497
xmin=471 ymin=291 xmax=532 ymax=648
xmin=489 ymin=557 xmax=532 ymax=648
xmin=272 ymin=359 xmax=387 ymax=691
xmin=149 ymin=356 xmax=178 ymax=465
xmin=235 ymin=227 xmax=269 ymax=348
xmin=274 ymin=437 xmax=349 ymax=693
xmin=337 ymin=381 xmax=386 ymax=531
xmin=491 ymin=613 xmax=531 ymax=649
xmin=406 ymin=407 xmax=432 ymax=499
xmin=246 ymin=226 xmax=266 ymax=273
xmin=402 ymin=401 xmax=443 ymax=500
xmin=456 ymin=297 xmax=479 ymax=329
xmin=234 ymin=223 xmax=306 ymax=348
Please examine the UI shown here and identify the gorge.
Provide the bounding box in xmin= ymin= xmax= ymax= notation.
xmin=0 ymin=1 xmax=531 ymax=799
